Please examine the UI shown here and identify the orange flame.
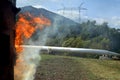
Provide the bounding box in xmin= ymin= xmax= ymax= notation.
xmin=15 ymin=13 xmax=51 ymax=53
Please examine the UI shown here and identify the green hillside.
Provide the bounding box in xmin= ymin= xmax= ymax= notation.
xmin=34 ymin=54 xmax=120 ymax=80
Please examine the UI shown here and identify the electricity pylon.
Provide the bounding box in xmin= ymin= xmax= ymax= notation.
xmin=57 ymin=2 xmax=87 ymax=23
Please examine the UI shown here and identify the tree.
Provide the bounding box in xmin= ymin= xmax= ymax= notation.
xmin=62 ymin=37 xmax=84 ymax=48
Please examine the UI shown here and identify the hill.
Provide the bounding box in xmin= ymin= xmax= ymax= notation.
xmin=20 ymin=6 xmax=79 ymax=25
xmin=18 ymin=6 xmax=81 ymax=44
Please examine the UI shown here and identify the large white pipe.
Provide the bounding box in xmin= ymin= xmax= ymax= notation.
xmin=21 ymin=45 xmax=120 ymax=56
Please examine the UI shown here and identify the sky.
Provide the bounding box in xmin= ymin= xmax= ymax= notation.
xmin=17 ymin=0 xmax=120 ymax=28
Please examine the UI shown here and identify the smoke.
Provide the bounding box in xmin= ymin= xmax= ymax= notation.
xmin=14 ymin=9 xmax=79 ymax=80
xmin=43 ymin=15 xmax=78 ymax=40
xmin=14 ymin=46 xmax=41 ymax=80
xmin=14 ymin=15 xmax=63 ymax=80
xmin=14 ymin=29 xmax=49 ymax=80
xmin=14 ymin=13 xmax=51 ymax=80
xmin=14 ymin=25 xmax=50 ymax=80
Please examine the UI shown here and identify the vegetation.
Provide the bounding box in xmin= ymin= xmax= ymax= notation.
xmin=34 ymin=54 xmax=120 ymax=80
xmin=45 ymin=20 xmax=120 ymax=53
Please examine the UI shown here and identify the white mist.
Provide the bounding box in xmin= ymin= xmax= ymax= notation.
xmin=14 ymin=47 xmax=41 ymax=80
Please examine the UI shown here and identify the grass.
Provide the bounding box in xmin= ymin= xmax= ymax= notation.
xmin=34 ymin=54 xmax=120 ymax=80
xmin=78 ymin=58 xmax=120 ymax=80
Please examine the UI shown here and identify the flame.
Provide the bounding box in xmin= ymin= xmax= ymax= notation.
xmin=14 ymin=13 xmax=51 ymax=80
xmin=15 ymin=13 xmax=51 ymax=53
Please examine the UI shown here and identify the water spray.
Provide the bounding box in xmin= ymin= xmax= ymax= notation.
xmin=21 ymin=45 xmax=120 ymax=56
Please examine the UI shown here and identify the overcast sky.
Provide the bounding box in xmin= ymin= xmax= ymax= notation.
xmin=17 ymin=0 xmax=120 ymax=28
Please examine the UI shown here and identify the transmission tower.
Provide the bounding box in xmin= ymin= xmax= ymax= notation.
xmin=57 ymin=4 xmax=65 ymax=15
xmin=57 ymin=2 xmax=87 ymax=23
xmin=78 ymin=2 xmax=87 ymax=23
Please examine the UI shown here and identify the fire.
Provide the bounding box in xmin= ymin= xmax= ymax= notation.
xmin=15 ymin=13 xmax=51 ymax=53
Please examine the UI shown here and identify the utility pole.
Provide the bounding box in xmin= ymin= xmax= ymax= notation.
xmin=0 ymin=0 xmax=20 ymax=80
